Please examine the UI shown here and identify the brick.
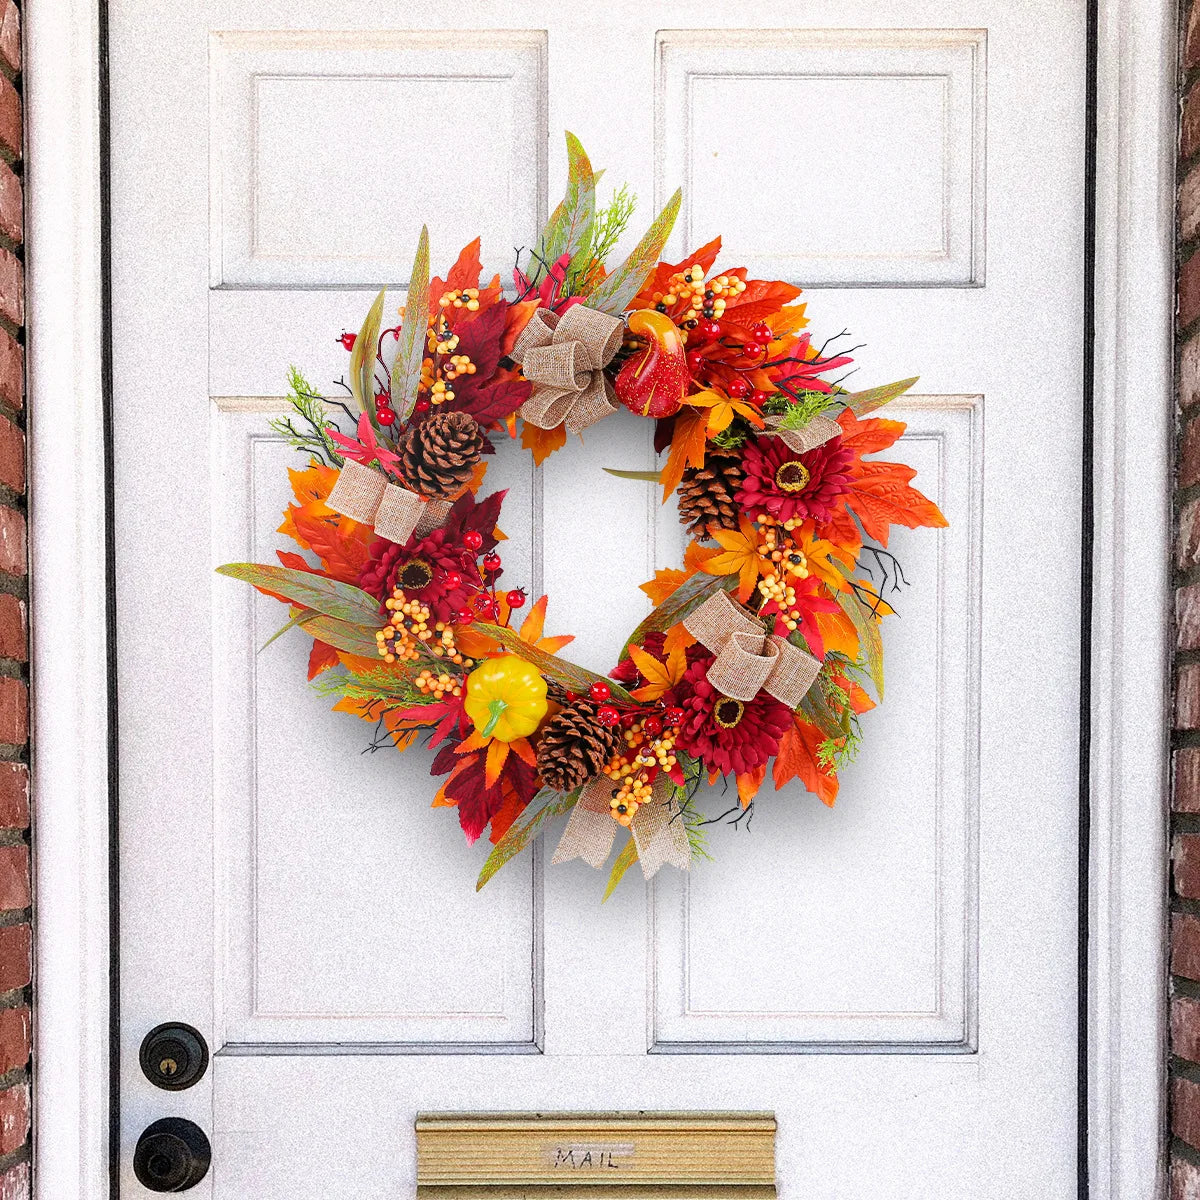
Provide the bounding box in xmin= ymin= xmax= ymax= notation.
xmin=1187 ymin=84 xmax=1200 ymax=162
xmin=0 ymin=3 xmax=20 ymax=77
xmin=1178 ymin=835 xmax=1200 ymax=898
xmin=0 ymin=508 xmax=25 ymax=578
xmin=1177 ymin=1075 xmax=1200 ymax=1149
xmin=0 ymin=679 xmax=26 ymax=748
xmin=0 ymin=925 xmax=29 ymax=992
xmin=0 ymin=1163 xmax=28 ymax=1200
xmin=0 ymin=1084 xmax=29 ymax=1158
xmin=0 ymin=250 xmax=22 ymax=330
xmin=1178 ymin=663 xmax=1200 ymax=730
xmin=0 ymin=76 xmax=19 ymax=162
xmin=0 ymin=330 xmax=20 ymax=414
xmin=1178 ymin=749 xmax=1200 ymax=812
xmin=0 ymin=1006 xmax=28 ymax=1077
xmin=0 ymin=596 xmax=24 ymax=665
xmin=1175 ymin=912 xmax=1200 ymax=979
xmin=1184 ymin=252 xmax=1200 ymax=329
xmin=0 ymin=766 xmax=27 ymax=833
xmin=0 ymin=847 xmax=29 ymax=914
xmin=0 ymin=163 xmax=20 ymax=250
xmin=0 ymin=416 xmax=22 ymax=497
xmin=1180 ymin=584 xmax=1200 ymax=649
xmin=1173 ymin=1154 xmax=1200 ymax=1200
xmin=1188 ymin=0 xmax=1200 ymax=69
xmin=1186 ymin=416 xmax=1200 ymax=488
xmin=1175 ymin=996 xmax=1200 ymax=1062
xmin=1182 ymin=498 xmax=1200 ymax=569
xmin=1184 ymin=165 xmax=1200 ymax=244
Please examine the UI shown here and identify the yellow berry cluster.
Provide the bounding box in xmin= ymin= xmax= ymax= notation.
xmin=415 ymin=669 xmax=463 ymax=700
xmin=438 ymin=288 xmax=481 ymax=312
xmin=652 ymin=264 xmax=708 ymax=320
xmin=442 ymin=354 xmax=476 ymax=381
xmin=426 ymin=317 xmax=460 ymax=356
xmin=376 ymin=588 xmax=469 ymax=665
xmin=754 ymin=519 xmax=814 ymax=633
xmin=600 ymin=720 xmax=679 ymax=826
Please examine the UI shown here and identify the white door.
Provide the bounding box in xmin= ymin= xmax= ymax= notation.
xmin=111 ymin=2 xmax=1085 ymax=1197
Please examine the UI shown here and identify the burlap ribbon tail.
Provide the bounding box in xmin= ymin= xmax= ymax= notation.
xmin=552 ymin=771 xmax=690 ymax=879
xmin=760 ymin=411 xmax=842 ymax=455
xmin=683 ymin=590 xmax=822 ymax=708
xmin=513 ymin=305 xmax=625 ymax=433
xmin=326 ymin=459 xmax=453 ymax=545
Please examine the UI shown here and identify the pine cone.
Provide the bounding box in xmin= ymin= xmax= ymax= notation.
xmin=398 ymin=411 xmax=484 ymax=499
xmin=678 ymin=452 xmax=745 ymax=535
xmin=536 ymin=700 xmax=622 ymax=794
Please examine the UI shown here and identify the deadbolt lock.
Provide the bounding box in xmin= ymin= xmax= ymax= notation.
xmin=139 ymin=1023 xmax=209 ymax=1092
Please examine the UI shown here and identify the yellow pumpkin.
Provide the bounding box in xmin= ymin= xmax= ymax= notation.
xmin=464 ymin=656 xmax=548 ymax=742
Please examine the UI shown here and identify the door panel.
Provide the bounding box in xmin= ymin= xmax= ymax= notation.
xmin=113 ymin=2 xmax=1084 ymax=1197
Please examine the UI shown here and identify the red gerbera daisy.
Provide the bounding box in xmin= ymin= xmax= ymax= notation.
xmin=673 ymin=651 xmax=792 ymax=777
xmin=735 ymin=434 xmax=854 ymax=525
xmin=357 ymin=527 xmax=482 ymax=624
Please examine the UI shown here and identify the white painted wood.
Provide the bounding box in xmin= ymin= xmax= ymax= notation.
xmin=24 ymin=2 xmax=112 ymax=1199
xmin=209 ymin=30 xmax=547 ymax=288
xmin=1087 ymin=0 xmax=1174 ymax=1195
xmin=657 ymin=30 xmax=986 ymax=288
xmin=652 ymin=399 xmax=980 ymax=1050
xmin=22 ymin=0 xmax=1177 ymax=1197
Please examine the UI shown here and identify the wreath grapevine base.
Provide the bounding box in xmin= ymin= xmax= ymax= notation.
xmin=218 ymin=134 xmax=947 ymax=897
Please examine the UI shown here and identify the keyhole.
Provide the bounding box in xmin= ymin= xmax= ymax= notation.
xmin=158 ymin=1057 xmax=178 ymax=1077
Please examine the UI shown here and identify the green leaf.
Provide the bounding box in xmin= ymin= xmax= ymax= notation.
xmin=530 ymin=133 xmax=596 ymax=284
xmin=475 ymin=624 xmax=634 ymax=703
xmin=799 ymin=681 xmax=848 ymax=740
xmin=836 ymin=589 xmax=884 ymax=699
xmin=260 ymin=608 xmax=318 ymax=651
xmin=350 ymin=288 xmax=387 ymax=432
xmin=844 ymin=376 xmax=919 ymax=417
xmin=476 ymin=787 xmax=580 ymax=891
xmin=217 ymin=563 xmax=381 ymax=627
xmin=602 ymin=467 xmax=666 ymax=483
xmin=583 ymin=188 xmax=683 ymax=315
xmin=391 ymin=227 xmax=431 ymax=422
xmin=602 ymin=838 xmax=639 ymax=902
xmin=619 ymin=571 xmax=736 ymax=662
xmin=776 ymin=391 xmax=839 ymax=429
xmin=298 ymin=614 xmax=383 ymax=658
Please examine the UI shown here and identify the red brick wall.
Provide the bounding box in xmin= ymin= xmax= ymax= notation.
xmin=0 ymin=4 xmax=26 ymax=1197
xmin=1176 ymin=4 xmax=1200 ymax=1197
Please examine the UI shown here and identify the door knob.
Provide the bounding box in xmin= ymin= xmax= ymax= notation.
xmin=139 ymin=1023 xmax=208 ymax=1091
xmin=133 ymin=1118 xmax=211 ymax=1192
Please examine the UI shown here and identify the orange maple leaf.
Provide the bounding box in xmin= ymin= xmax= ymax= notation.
xmin=661 ymin=407 xmax=710 ymax=502
xmin=772 ymin=713 xmax=839 ymax=806
xmin=736 ymin=762 xmax=767 ymax=808
xmin=520 ymin=419 xmax=568 ymax=466
xmin=692 ymin=516 xmax=765 ymax=603
xmin=290 ymin=510 xmax=371 ymax=583
xmin=429 ymin=238 xmax=482 ymax=308
xmin=640 ymin=567 xmax=691 ymax=606
xmin=628 ymin=642 xmax=688 ymax=702
xmin=683 ymin=388 xmax=766 ymax=437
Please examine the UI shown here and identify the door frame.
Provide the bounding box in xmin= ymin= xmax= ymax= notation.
xmin=24 ymin=1 xmax=1175 ymax=1197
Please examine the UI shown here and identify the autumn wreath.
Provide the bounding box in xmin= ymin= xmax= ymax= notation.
xmin=218 ymin=135 xmax=946 ymax=896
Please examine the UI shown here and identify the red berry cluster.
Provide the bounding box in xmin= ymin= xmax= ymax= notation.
xmin=452 ymin=529 xmax=525 ymax=625
xmin=584 ymin=679 xmax=685 ymax=736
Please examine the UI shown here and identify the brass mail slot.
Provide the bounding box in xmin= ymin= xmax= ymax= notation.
xmin=416 ymin=1112 xmax=776 ymax=1200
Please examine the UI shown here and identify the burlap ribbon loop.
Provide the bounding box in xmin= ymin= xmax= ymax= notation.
xmin=684 ymin=590 xmax=822 ymax=709
xmin=760 ymin=411 xmax=842 ymax=455
xmin=552 ymin=771 xmax=689 ymax=879
xmin=326 ymin=459 xmax=453 ymax=546
xmin=513 ymin=305 xmax=624 ymax=433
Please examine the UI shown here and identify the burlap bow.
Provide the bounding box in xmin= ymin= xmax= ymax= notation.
xmin=683 ymin=590 xmax=822 ymax=708
xmin=760 ymin=411 xmax=842 ymax=455
xmin=513 ymin=305 xmax=624 ymax=432
xmin=326 ymin=459 xmax=453 ymax=545
xmin=552 ymin=770 xmax=690 ymax=879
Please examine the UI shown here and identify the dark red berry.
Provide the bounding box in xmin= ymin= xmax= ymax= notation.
xmin=643 ymin=714 xmax=663 ymax=736
xmin=740 ymin=341 xmax=765 ymax=359
xmin=462 ymin=531 xmax=484 ymax=551
xmin=482 ymin=552 xmax=502 ymax=572
xmin=664 ymin=706 xmax=685 ymax=726
xmin=685 ymin=349 xmax=705 ymax=374
xmin=338 ymin=331 xmax=357 ymax=351
xmin=474 ymin=594 xmax=497 ymax=619
xmin=443 ymin=570 xmax=462 ymax=588
xmin=620 ymin=711 xmax=639 ymax=729
xmin=726 ymin=377 xmax=750 ymax=399
xmin=750 ymin=389 xmax=773 ymax=406
xmin=375 ymin=406 xmax=396 ymax=426
xmin=506 ymin=589 xmax=527 ymax=609
xmin=414 ymin=397 xmax=431 ymax=413
xmin=455 ymin=608 xmax=475 ymax=624
xmin=588 ymin=680 xmax=612 ymax=702
xmin=750 ymin=322 xmax=773 ymax=344
xmin=597 ymin=705 xmax=620 ymax=727
xmin=694 ymin=318 xmax=722 ymax=343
